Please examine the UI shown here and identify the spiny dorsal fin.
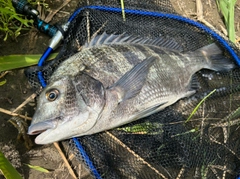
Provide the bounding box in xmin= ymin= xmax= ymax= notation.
xmin=108 ymin=56 xmax=156 ymax=103
xmin=84 ymin=32 xmax=183 ymax=52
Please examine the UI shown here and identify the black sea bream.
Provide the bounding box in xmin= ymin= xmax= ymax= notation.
xmin=28 ymin=33 xmax=234 ymax=144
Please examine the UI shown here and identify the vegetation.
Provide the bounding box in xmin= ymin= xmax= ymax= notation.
xmin=0 ymin=150 xmax=22 ymax=179
xmin=0 ymin=53 xmax=58 ymax=72
xmin=185 ymin=89 xmax=216 ymax=123
xmin=216 ymin=0 xmax=237 ymax=43
xmin=0 ymin=0 xmax=35 ymax=41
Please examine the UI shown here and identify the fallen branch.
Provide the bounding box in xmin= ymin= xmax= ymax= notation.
xmin=53 ymin=142 xmax=77 ymax=179
xmin=105 ymin=131 xmax=169 ymax=179
xmin=13 ymin=93 xmax=37 ymax=113
xmin=0 ymin=108 xmax=32 ymax=120
xmin=45 ymin=0 xmax=71 ymax=23
xmin=196 ymin=0 xmax=217 ymax=30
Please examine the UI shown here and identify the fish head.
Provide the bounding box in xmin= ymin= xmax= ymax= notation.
xmin=28 ymin=73 xmax=106 ymax=144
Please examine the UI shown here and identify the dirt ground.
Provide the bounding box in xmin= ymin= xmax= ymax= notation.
xmin=0 ymin=0 xmax=91 ymax=179
xmin=0 ymin=0 xmax=240 ymax=178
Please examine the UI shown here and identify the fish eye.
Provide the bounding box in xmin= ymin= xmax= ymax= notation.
xmin=46 ymin=89 xmax=59 ymax=102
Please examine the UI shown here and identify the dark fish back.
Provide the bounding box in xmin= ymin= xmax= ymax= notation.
xmin=83 ymin=43 xmax=199 ymax=90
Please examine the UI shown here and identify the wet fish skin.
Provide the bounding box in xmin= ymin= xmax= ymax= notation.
xmin=28 ymin=72 xmax=106 ymax=142
xmin=28 ymin=34 xmax=234 ymax=144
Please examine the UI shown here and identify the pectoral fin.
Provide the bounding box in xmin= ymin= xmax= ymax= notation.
xmin=109 ymin=56 xmax=157 ymax=103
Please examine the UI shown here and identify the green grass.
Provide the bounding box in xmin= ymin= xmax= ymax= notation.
xmin=118 ymin=122 xmax=163 ymax=135
xmin=0 ymin=0 xmax=35 ymax=41
xmin=120 ymin=0 xmax=126 ymax=21
xmin=216 ymin=0 xmax=237 ymax=43
xmin=185 ymin=89 xmax=216 ymax=123
xmin=0 ymin=1 xmax=56 ymax=72
xmin=0 ymin=53 xmax=58 ymax=72
xmin=24 ymin=163 xmax=49 ymax=173
xmin=0 ymin=150 xmax=22 ymax=179
xmin=0 ymin=150 xmax=50 ymax=179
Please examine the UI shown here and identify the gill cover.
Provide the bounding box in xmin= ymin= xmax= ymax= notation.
xmin=28 ymin=73 xmax=106 ymax=144
xmin=73 ymin=72 xmax=106 ymax=115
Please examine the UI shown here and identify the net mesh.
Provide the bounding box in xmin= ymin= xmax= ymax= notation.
xmin=25 ymin=0 xmax=240 ymax=178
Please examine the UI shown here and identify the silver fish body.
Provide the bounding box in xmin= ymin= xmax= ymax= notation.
xmin=28 ymin=34 xmax=234 ymax=144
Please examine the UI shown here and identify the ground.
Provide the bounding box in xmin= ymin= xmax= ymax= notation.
xmin=0 ymin=0 xmax=240 ymax=178
xmin=0 ymin=0 xmax=90 ymax=178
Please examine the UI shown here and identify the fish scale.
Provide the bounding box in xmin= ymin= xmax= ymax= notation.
xmin=84 ymin=44 xmax=193 ymax=95
xmin=65 ymin=80 xmax=78 ymax=117
xmin=28 ymin=33 xmax=234 ymax=144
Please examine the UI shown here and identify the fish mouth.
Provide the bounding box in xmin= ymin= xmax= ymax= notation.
xmin=29 ymin=129 xmax=47 ymax=135
xmin=28 ymin=119 xmax=59 ymax=135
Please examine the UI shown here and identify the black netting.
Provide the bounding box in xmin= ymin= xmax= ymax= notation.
xmin=25 ymin=0 xmax=240 ymax=178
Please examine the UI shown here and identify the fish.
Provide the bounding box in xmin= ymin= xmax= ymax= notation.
xmin=28 ymin=32 xmax=234 ymax=144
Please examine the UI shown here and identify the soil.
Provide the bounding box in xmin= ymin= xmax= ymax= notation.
xmin=0 ymin=0 xmax=90 ymax=179
xmin=0 ymin=0 xmax=240 ymax=178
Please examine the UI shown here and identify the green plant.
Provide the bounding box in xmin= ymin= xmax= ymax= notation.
xmin=185 ymin=89 xmax=216 ymax=123
xmin=118 ymin=122 xmax=163 ymax=135
xmin=216 ymin=0 xmax=237 ymax=43
xmin=24 ymin=163 xmax=49 ymax=173
xmin=0 ymin=53 xmax=58 ymax=72
xmin=0 ymin=0 xmax=34 ymax=41
xmin=120 ymin=0 xmax=125 ymax=21
xmin=0 ymin=150 xmax=22 ymax=179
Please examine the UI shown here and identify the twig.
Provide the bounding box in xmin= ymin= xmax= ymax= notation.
xmin=0 ymin=107 xmax=32 ymax=120
xmin=195 ymin=0 xmax=216 ymax=30
xmin=209 ymin=135 xmax=240 ymax=160
xmin=0 ymin=93 xmax=36 ymax=120
xmin=45 ymin=0 xmax=72 ymax=23
xmin=196 ymin=0 xmax=239 ymax=42
xmin=209 ymin=165 xmax=235 ymax=175
xmin=13 ymin=93 xmax=37 ymax=113
xmin=176 ymin=166 xmax=185 ymax=179
xmin=196 ymin=0 xmax=203 ymax=20
xmin=105 ymin=131 xmax=169 ymax=179
xmin=90 ymin=21 xmax=108 ymax=41
xmin=208 ymin=0 xmax=212 ymax=8
xmin=86 ymin=11 xmax=90 ymax=43
xmin=209 ymin=167 xmax=219 ymax=179
xmin=177 ymin=1 xmax=187 ymax=17
xmin=53 ymin=142 xmax=77 ymax=179
xmin=4 ymin=93 xmax=36 ymax=149
xmin=0 ymin=71 xmax=9 ymax=78
xmin=236 ymin=37 xmax=240 ymax=43
xmin=219 ymin=24 xmax=228 ymax=36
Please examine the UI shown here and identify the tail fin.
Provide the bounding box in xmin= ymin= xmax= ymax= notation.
xmin=196 ymin=43 xmax=235 ymax=71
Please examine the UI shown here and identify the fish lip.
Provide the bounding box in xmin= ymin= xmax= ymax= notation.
xmin=34 ymin=129 xmax=55 ymax=144
xmin=28 ymin=117 xmax=60 ymax=135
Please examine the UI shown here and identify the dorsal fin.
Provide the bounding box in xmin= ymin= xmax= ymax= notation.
xmin=84 ymin=32 xmax=183 ymax=52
